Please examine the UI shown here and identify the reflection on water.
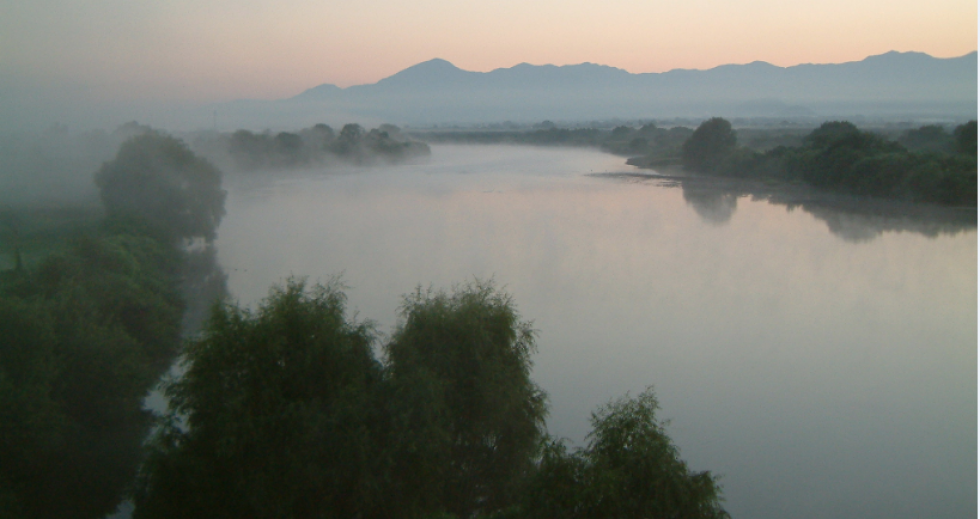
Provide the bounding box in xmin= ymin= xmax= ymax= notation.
xmin=682 ymin=187 xmax=738 ymax=225
xmin=215 ymin=145 xmax=976 ymax=519
xmin=606 ymin=171 xmax=977 ymax=241
xmin=790 ymin=199 xmax=977 ymax=242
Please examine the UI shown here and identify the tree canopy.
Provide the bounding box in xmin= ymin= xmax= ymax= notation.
xmin=135 ymin=278 xmax=382 ymax=519
xmin=95 ymin=132 xmax=226 ymax=243
xmin=0 ymin=229 xmax=185 ymax=519
xmin=384 ymin=282 xmax=548 ymax=518
xmin=130 ymin=278 xmax=728 ymax=519
xmin=525 ymin=388 xmax=729 ymax=519
xmin=1 ymin=126 xmax=224 ymax=518
xmin=682 ymin=118 xmax=737 ymax=173
xmin=226 ymin=123 xmax=431 ymax=169
xmin=640 ymin=117 xmax=978 ymax=207
xmin=954 ymin=120 xmax=977 ymax=157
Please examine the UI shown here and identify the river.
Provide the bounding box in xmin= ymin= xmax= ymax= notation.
xmin=214 ymin=144 xmax=977 ymax=519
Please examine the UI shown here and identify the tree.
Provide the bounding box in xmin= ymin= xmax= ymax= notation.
xmin=229 ymin=129 xmax=272 ymax=170
xmin=130 ymin=278 xmax=730 ymax=519
xmin=611 ymin=126 xmax=633 ymax=139
xmin=305 ymin=124 xmax=337 ymax=152
xmin=273 ymin=132 xmax=306 ymax=167
xmin=802 ymin=120 xmax=863 ymax=149
xmin=898 ymin=125 xmax=953 ymax=153
xmin=0 ymin=211 xmax=23 ymax=271
xmin=134 ymin=278 xmax=383 ymax=519
xmin=790 ymin=121 xmax=903 ymax=190
xmin=95 ymin=132 xmax=226 ymax=243
xmin=384 ymin=281 xmax=548 ymax=518
xmin=0 ymin=229 xmax=185 ymax=519
xmin=682 ymin=118 xmax=737 ymax=173
xmin=525 ymin=388 xmax=728 ymax=519
xmin=334 ymin=123 xmax=366 ymax=157
xmin=953 ymin=120 xmax=977 ymax=157
xmin=0 ymin=296 xmax=62 ymax=519
xmin=584 ymin=388 xmax=727 ymax=519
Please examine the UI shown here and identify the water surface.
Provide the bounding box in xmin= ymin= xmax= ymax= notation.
xmin=216 ymin=145 xmax=977 ymax=519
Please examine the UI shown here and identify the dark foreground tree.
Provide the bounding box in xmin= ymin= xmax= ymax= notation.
xmin=0 ymin=230 xmax=185 ymax=519
xmin=134 ymin=278 xmax=382 ymax=519
xmin=95 ymin=132 xmax=226 ymax=243
xmin=132 ymin=279 xmax=728 ymax=519
xmin=525 ymin=388 xmax=729 ymax=519
xmin=384 ymin=281 xmax=548 ymax=518
xmin=682 ymin=118 xmax=737 ymax=173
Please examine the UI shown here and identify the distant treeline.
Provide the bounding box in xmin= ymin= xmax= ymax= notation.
xmin=220 ymin=123 xmax=430 ymax=170
xmin=415 ymin=122 xmax=842 ymax=166
xmin=637 ymin=118 xmax=977 ymax=206
xmin=0 ymin=131 xmax=227 ymax=519
xmin=415 ymin=122 xmax=696 ymax=158
xmin=420 ymin=118 xmax=977 ymax=206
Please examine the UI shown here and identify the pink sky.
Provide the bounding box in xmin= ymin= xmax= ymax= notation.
xmin=1 ymin=0 xmax=976 ymax=102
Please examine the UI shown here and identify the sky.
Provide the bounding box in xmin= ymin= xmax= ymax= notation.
xmin=1 ymin=0 xmax=976 ymax=105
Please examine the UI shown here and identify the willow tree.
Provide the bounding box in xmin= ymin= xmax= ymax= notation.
xmin=525 ymin=388 xmax=729 ymax=519
xmin=384 ymin=281 xmax=548 ymax=519
xmin=134 ymin=279 xmax=383 ymax=519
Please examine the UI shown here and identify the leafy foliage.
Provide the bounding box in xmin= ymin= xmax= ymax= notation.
xmin=227 ymin=123 xmax=431 ymax=170
xmin=134 ymin=278 xmax=383 ymax=519
xmin=125 ymin=277 xmax=730 ymax=519
xmin=0 ymin=227 xmax=185 ymax=519
xmin=384 ymin=281 xmax=548 ymax=518
xmin=682 ymin=118 xmax=738 ymax=173
xmin=787 ymin=121 xmax=977 ymax=204
xmin=95 ymin=132 xmax=226 ymax=243
xmin=640 ymin=117 xmax=977 ymax=207
xmin=0 ymin=128 xmax=225 ymax=518
xmin=954 ymin=120 xmax=977 ymax=157
xmin=791 ymin=122 xmax=905 ymax=191
xmin=0 ymin=296 xmax=63 ymax=519
xmin=898 ymin=125 xmax=954 ymax=153
xmin=525 ymin=388 xmax=729 ymax=519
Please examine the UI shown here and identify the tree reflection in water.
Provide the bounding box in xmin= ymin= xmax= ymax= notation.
xmin=601 ymin=172 xmax=976 ymax=242
xmin=682 ymin=186 xmax=738 ymax=226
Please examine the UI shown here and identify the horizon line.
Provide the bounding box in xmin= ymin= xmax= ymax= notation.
xmin=296 ymin=49 xmax=978 ymax=96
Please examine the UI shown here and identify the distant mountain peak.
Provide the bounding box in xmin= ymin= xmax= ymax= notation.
xmin=276 ymin=50 xmax=975 ymax=120
xmin=408 ymin=58 xmax=460 ymax=70
xmin=374 ymin=58 xmax=471 ymax=88
xmin=391 ymin=58 xmax=465 ymax=77
xmin=289 ymin=82 xmax=342 ymax=101
xmin=863 ymin=50 xmax=931 ymax=61
xmin=709 ymin=60 xmax=780 ymax=72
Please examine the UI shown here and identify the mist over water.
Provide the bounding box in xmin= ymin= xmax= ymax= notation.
xmin=214 ymin=145 xmax=976 ymax=519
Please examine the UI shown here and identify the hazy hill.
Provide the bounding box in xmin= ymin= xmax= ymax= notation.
xmin=2 ymin=51 xmax=974 ymax=133
xmin=222 ymin=51 xmax=977 ymax=129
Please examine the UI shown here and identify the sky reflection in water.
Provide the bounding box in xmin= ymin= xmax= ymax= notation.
xmin=216 ymin=145 xmax=977 ymax=519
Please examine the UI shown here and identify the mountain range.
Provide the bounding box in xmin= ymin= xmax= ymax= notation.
xmin=217 ymin=51 xmax=977 ymax=128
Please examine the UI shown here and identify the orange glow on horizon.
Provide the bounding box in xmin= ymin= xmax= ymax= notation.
xmin=1 ymin=0 xmax=975 ymax=101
